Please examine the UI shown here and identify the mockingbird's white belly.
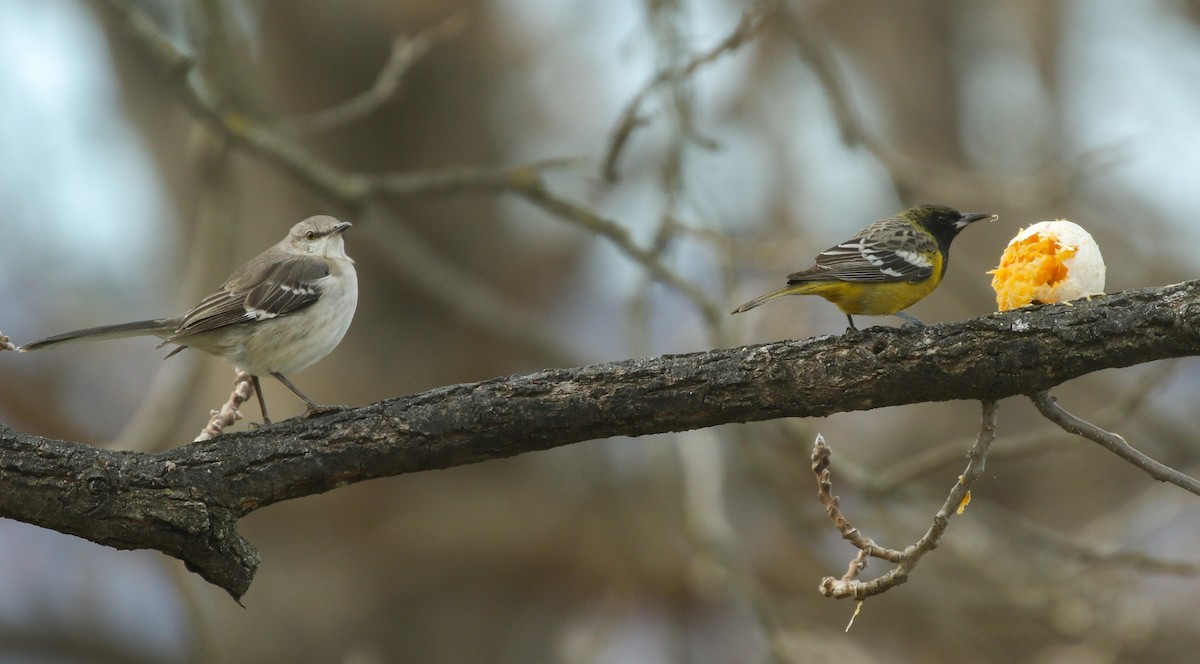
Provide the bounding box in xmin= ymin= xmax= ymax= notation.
xmin=226 ymin=263 xmax=358 ymax=376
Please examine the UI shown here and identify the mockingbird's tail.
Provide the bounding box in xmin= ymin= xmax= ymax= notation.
xmin=18 ymin=319 xmax=172 ymax=352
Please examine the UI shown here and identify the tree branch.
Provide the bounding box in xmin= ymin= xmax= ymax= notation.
xmin=4 ymin=281 xmax=1200 ymax=600
xmin=1031 ymin=390 xmax=1200 ymax=496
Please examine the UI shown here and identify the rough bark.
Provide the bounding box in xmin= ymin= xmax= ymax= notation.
xmin=3 ymin=280 xmax=1200 ymax=600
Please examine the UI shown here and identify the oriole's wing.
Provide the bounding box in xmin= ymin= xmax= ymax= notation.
xmin=788 ymin=217 xmax=937 ymax=284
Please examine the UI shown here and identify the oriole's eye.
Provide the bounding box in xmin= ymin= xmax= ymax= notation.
xmin=305 ymin=230 xmax=317 ymax=241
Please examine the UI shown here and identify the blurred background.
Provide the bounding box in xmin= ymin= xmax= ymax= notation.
xmin=1 ymin=0 xmax=1200 ymax=661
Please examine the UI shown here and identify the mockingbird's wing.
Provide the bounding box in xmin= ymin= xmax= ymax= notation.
xmin=166 ymin=254 xmax=330 ymax=342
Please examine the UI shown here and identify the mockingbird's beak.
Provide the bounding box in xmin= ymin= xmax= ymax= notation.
xmin=333 ymin=221 xmax=352 ymax=234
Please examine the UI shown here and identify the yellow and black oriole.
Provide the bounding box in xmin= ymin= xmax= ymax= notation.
xmin=732 ymin=204 xmax=996 ymax=330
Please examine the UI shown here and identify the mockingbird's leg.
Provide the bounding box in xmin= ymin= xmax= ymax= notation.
xmin=271 ymin=371 xmax=320 ymax=410
xmin=251 ymin=375 xmax=272 ymax=425
xmin=272 ymin=371 xmax=349 ymax=418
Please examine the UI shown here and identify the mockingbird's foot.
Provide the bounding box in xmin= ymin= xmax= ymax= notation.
xmin=302 ymin=404 xmax=350 ymax=418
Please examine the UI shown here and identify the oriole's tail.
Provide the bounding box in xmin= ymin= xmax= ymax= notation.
xmin=18 ymin=319 xmax=170 ymax=352
xmin=731 ymin=283 xmax=814 ymax=314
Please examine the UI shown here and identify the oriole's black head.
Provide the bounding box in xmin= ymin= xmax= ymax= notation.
xmin=901 ymin=204 xmax=996 ymax=250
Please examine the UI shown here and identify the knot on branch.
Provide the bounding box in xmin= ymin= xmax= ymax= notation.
xmin=76 ymin=464 xmax=115 ymax=513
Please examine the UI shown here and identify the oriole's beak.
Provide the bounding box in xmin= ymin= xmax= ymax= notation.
xmin=956 ymin=212 xmax=997 ymax=229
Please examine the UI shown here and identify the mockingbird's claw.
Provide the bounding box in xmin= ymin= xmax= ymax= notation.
xmin=302 ymin=404 xmax=350 ymax=419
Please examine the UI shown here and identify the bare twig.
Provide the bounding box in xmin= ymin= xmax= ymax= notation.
xmin=359 ymin=158 xmax=574 ymax=198
xmin=514 ymin=180 xmax=724 ymax=324
xmin=194 ymin=372 xmax=255 ymax=442
xmin=997 ymin=506 xmax=1200 ymax=576
xmin=866 ymin=363 xmax=1182 ymax=494
xmin=817 ymin=401 xmax=998 ymax=600
xmin=601 ymin=1 xmax=774 ymax=183
xmin=812 ymin=435 xmax=903 ymax=564
xmin=278 ymin=11 xmax=469 ymax=135
xmin=1031 ymin=390 xmax=1200 ymax=497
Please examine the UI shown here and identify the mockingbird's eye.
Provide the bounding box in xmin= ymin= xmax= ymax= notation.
xmin=304 ymin=230 xmax=317 ymax=241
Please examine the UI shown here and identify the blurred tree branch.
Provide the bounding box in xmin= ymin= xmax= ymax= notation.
xmin=601 ymin=1 xmax=773 ymax=183
xmin=4 ymin=281 xmax=1200 ymax=600
xmin=96 ymin=0 xmax=720 ymax=323
xmin=779 ymin=4 xmax=1092 ymax=208
xmin=276 ymin=10 xmax=469 ymax=135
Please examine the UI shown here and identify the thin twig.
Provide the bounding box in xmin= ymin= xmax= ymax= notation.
xmin=996 ymin=506 xmax=1200 ymax=576
xmin=812 ymin=435 xmax=903 ymax=564
xmin=194 ymin=372 xmax=255 ymax=441
xmin=278 ymin=11 xmax=469 ymax=135
xmin=867 ymin=364 xmax=1182 ymax=494
xmin=601 ymin=1 xmax=774 ymax=182
xmin=515 ymin=180 xmax=724 ymax=325
xmin=1031 ymin=390 xmax=1200 ymax=497
xmin=817 ymin=401 xmax=999 ymax=600
xmin=360 ymin=158 xmax=574 ymax=198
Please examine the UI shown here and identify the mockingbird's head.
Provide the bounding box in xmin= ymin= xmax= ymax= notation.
xmin=287 ymin=216 xmax=353 ymax=258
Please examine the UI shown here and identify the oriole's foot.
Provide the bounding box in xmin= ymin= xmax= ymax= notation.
xmin=894 ymin=312 xmax=925 ymax=328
